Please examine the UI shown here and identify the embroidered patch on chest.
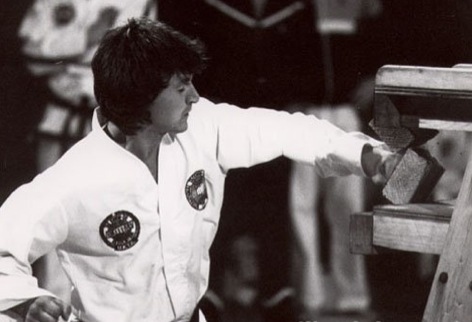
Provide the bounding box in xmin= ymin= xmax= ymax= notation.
xmin=185 ymin=170 xmax=209 ymax=210
xmin=99 ymin=211 xmax=140 ymax=251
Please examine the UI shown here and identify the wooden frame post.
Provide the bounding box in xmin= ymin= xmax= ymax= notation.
xmin=423 ymin=146 xmax=472 ymax=321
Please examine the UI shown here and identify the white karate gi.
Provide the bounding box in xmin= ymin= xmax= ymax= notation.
xmin=0 ymin=98 xmax=374 ymax=322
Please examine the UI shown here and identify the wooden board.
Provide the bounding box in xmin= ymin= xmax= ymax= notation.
xmin=350 ymin=203 xmax=453 ymax=255
xmin=382 ymin=148 xmax=444 ymax=204
xmin=373 ymin=214 xmax=450 ymax=255
xmin=373 ymin=203 xmax=454 ymax=220
xmin=375 ymin=65 xmax=472 ymax=98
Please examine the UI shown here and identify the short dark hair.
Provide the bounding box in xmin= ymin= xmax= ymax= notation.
xmin=91 ymin=18 xmax=207 ymax=135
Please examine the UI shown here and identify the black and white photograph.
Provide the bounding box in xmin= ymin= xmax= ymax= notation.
xmin=0 ymin=1 xmax=471 ymax=321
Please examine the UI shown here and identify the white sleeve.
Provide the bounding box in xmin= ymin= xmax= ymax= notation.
xmin=0 ymin=179 xmax=68 ymax=311
xmin=197 ymin=98 xmax=379 ymax=177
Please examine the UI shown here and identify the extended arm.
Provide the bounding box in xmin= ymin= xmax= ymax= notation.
xmin=197 ymin=99 xmax=398 ymax=178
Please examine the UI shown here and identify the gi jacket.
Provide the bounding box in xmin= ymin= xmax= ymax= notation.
xmin=0 ymin=98 xmax=373 ymax=321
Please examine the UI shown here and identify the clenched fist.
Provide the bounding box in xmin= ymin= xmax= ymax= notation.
xmin=361 ymin=143 xmax=403 ymax=185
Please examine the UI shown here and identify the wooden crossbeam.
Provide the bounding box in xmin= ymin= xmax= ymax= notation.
xmin=373 ymin=65 xmax=472 ymax=140
xmin=350 ymin=203 xmax=453 ymax=255
xmin=375 ymin=65 xmax=472 ymax=99
xmin=373 ymin=203 xmax=452 ymax=255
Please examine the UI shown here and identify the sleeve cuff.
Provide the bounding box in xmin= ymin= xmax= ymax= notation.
xmin=0 ymin=276 xmax=55 ymax=312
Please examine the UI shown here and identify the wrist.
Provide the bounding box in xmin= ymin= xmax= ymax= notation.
xmin=10 ymin=298 xmax=36 ymax=318
xmin=361 ymin=144 xmax=381 ymax=177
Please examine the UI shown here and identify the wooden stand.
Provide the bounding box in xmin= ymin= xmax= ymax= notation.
xmin=350 ymin=64 xmax=472 ymax=321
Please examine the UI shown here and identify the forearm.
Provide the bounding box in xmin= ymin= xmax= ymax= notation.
xmin=213 ymin=104 xmax=372 ymax=173
xmin=204 ymin=99 xmax=391 ymax=177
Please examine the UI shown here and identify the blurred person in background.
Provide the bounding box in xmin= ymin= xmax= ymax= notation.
xmin=0 ymin=0 xmax=43 ymax=205
xmin=288 ymin=0 xmax=381 ymax=318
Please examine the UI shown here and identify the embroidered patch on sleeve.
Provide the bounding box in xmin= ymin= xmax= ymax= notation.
xmin=185 ymin=170 xmax=209 ymax=211
xmin=99 ymin=210 xmax=140 ymax=251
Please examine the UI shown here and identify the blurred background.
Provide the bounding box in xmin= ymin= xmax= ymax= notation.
xmin=1 ymin=0 xmax=472 ymax=321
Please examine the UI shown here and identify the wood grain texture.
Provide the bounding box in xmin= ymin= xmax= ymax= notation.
xmin=417 ymin=119 xmax=472 ymax=132
xmin=423 ymin=148 xmax=472 ymax=321
xmin=369 ymin=121 xmax=414 ymax=151
xmin=382 ymin=148 xmax=444 ymax=204
xmin=376 ymin=65 xmax=472 ymax=96
xmin=350 ymin=204 xmax=453 ymax=255
xmin=373 ymin=214 xmax=449 ymax=255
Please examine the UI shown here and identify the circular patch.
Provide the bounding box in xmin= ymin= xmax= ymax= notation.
xmin=99 ymin=211 xmax=140 ymax=251
xmin=185 ymin=170 xmax=209 ymax=211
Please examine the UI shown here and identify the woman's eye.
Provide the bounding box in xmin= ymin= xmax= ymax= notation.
xmin=178 ymin=87 xmax=185 ymax=93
